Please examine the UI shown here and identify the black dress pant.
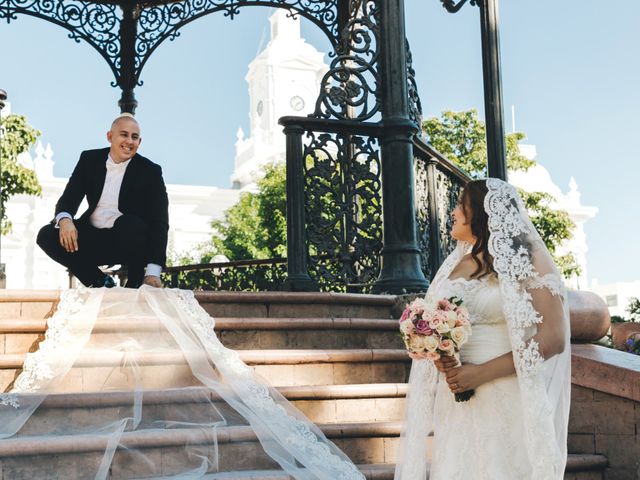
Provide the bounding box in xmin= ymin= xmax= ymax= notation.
xmin=37 ymin=215 xmax=149 ymax=288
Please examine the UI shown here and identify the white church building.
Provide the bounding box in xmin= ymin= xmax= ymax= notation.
xmin=1 ymin=9 xmax=603 ymax=294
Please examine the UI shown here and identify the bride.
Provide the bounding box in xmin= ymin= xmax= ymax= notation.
xmin=395 ymin=178 xmax=571 ymax=479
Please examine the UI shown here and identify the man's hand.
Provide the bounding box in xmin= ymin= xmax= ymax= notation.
xmin=58 ymin=218 xmax=78 ymax=253
xmin=143 ymin=275 xmax=163 ymax=288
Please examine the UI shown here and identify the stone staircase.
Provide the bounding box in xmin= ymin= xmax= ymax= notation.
xmin=0 ymin=290 xmax=610 ymax=479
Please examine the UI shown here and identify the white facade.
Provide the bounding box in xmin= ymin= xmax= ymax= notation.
xmin=231 ymin=9 xmax=328 ymax=190
xmin=1 ymin=142 xmax=240 ymax=289
xmin=588 ymin=280 xmax=640 ymax=319
xmin=509 ymin=145 xmax=598 ymax=290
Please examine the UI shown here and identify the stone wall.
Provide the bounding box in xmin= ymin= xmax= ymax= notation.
xmin=571 ymin=345 xmax=640 ymax=479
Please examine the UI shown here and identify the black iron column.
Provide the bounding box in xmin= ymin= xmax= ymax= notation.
xmin=372 ymin=0 xmax=429 ymax=294
xmin=442 ymin=0 xmax=507 ymax=180
xmin=118 ymin=2 xmax=139 ymax=114
xmin=479 ymin=0 xmax=506 ymax=179
xmin=281 ymin=122 xmax=317 ymax=292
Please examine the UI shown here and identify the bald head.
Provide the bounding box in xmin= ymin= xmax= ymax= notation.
xmin=111 ymin=113 xmax=139 ymax=131
xmin=107 ymin=114 xmax=141 ymax=163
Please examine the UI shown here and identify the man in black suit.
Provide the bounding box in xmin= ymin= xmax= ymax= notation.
xmin=37 ymin=115 xmax=169 ymax=288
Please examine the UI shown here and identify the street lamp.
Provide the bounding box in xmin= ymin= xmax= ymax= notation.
xmin=441 ymin=0 xmax=507 ymax=180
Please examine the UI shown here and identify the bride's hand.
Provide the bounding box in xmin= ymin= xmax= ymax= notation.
xmin=408 ymin=351 xmax=429 ymax=360
xmin=433 ymin=355 xmax=458 ymax=373
xmin=445 ymin=364 xmax=483 ymax=393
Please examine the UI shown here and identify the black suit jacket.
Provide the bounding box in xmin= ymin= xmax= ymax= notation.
xmin=55 ymin=147 xmax=169 ymax=266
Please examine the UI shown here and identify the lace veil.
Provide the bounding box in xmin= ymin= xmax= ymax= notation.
xmin=395 ymin=177 xmax=571 ymax=479
xmin=0 ymin=287 xmax=365 ymax=479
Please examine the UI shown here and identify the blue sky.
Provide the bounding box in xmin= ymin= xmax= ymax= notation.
xmin=1 ymin=1 xmax=638 ymax=284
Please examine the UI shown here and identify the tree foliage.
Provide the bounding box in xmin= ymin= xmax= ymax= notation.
xmin=423 ymin=109 xmax=580 ymax=278
xmin=176 ymin=164 xmax=287 ymax=264
xmin=0 ymin=114 xmax=42 ymax=234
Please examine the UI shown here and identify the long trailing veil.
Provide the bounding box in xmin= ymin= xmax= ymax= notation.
xmin=0 ymin=287 xmax=366 ymax=479
xmin=395 ymin=178 xmax=571 ymax=479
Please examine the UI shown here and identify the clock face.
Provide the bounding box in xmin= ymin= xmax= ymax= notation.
xmin=257 ymin=101 xmax=264 ymax=116
xmin=290 ymin=95 xmax=305 ymax=112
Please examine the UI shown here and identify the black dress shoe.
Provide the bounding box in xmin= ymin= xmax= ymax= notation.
xmin=91 ymin=275 xmax=116 ymax=288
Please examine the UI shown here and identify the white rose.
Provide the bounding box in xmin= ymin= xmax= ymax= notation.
xmin=408 ymin=335 xmax=424 ymax=352
xmin=423 ymin=335 xmax=439 ymax=352
xmin=424 ymin=301 xmax=437 ymax=312
xmin=400 ymin=320 xmax=415 ymax=335
xmin=435 ymin=322 xmax=451 ymax=334
xmin=451 ymin=327 xmax=468 ymax=346
xmin=446 ymin=311 xmax=458 ymax=328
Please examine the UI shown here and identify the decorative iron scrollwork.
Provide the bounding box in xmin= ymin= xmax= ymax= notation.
xmin=313 ymin=0 xmax=380 ymax=121
xmin=303 ymin=130 xmax=382 ymax=291
xmin=414 ymin=158 xmax=432 ymax=279
xmin=136 ymin=0 xmax=339 ymax=74
xmin=435 ymin=168 xmax=462 ymax=257
xmin=0 ymin=0 xmax=122 ymax=79
xmin=406 ymin=39 xmax=423 ymax=128
xmin=1 ymin=0 xmax=340 ymax=93
xmin=441 ymin=0 xmax=479 ymax=14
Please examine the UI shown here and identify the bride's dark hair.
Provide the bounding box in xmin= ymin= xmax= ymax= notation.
xmin=460 ymin=179 xmax=496 ymax=279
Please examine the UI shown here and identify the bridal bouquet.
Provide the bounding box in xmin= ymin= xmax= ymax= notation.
xmin=399 ymin=296 xmax=474 ymax=402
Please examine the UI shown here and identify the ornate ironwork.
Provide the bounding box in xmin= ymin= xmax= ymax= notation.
xmin=136 ymin=0 xmax=340 ymax=74
xmin=1 ymin=0 xmax=341 ymax=106
xmin=163 ymin=258 xmax=288 ymax=291
xmin=0 ymin=0 xmax=122 ymax=80
xmin=303 ymin=130 xmax=382 ymax=292
xmin=435 ymin=167 xmax=463 ymax=258
xmin=413 ymin=157 xmax=432 ymax=278
xmin=313 ymin=0 xmax=380 ymax=121
xmin=406 ymin=39 xmax=422 ymax=128
xmin=441 ymin=0 xmax=479 ymax=14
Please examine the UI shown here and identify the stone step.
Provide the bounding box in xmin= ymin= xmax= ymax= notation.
xmin=0 ymin=317 xmax=403 ymax=354
xmin=119 ymin=456 xmax=608 ymax=480
xmin=1 ymin=349 xmax=410 ymax=392
xmin=0 ymin=291 xmax=397 ymax=320
xmin=0 ymin=421 xmax=403 ymax=479
xmin=0 ymin=416 xmax=608 ymax=480
xmin=13 ymin=384 xmax=408 ymax=436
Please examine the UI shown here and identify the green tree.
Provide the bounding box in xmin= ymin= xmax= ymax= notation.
xmin=423 ymin=109 xmax=580 ymax=278
xmin=179 ymin=163 xmax=287 ymax=264
xmin=0 ymin=114 xmax=42 ymax=234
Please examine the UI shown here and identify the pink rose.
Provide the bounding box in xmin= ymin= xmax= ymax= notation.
xmin=429 ymin=317 xmax=442 ymax=330
xmin=437 ymin=299 xmax=452 ymax=310
xmin=439 ymin=338 xmax=455 ymax=353
xmin=399 ymin=307 xmax=411 ymax=323
xmin=414 ymin=319 xmax=431 ymax=334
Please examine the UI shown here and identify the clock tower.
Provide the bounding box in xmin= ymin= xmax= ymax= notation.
xmin=231 ymin=9 xmax=328 ymax=189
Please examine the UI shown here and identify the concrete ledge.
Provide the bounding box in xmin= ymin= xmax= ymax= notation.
xmin=0 ymin=421 xmax=403 ymax=457
xmin=572 ymin=344 xmax=640 ymax=402
xmin=0 ymin=317 xmax=400 ymax=334
xmin=193 ymin=291 xmax=397 ymax=306
xmin=0 ymin=349 xmax=410 ymax=369
xmin=28 ymin=384 xmax=408 ymax=409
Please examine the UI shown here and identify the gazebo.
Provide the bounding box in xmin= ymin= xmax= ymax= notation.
xmin=1 ymin=0 xmax=508 ymax=294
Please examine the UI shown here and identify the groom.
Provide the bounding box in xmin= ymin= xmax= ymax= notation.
xmin=37 ymin=114 xmax=169 ymax=288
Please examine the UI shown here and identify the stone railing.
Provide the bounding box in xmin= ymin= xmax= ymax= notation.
xmin=569 ymin=291 xmax=640 ymax=478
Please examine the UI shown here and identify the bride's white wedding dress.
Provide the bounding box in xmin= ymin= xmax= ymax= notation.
xmin=430 ymin=276 xmax=531 ymax=479
xmin=395 ymin=179 xmax=571 ymax=480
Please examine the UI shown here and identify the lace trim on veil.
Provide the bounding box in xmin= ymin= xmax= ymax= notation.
xmin=1 ymin=287 xmax=364 ymax=480
xmin=170 ymin=289 xmax=365 ymax=480
xmin=485 ymin=178 xmax=567 ymax=478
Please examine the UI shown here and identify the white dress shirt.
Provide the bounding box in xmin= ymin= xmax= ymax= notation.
xmin=55 ymin=155 xmax=162 ymax=277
